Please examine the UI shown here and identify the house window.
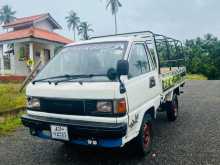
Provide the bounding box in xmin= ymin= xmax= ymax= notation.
xmin=19 ymin=47 xmax=25 ymax=61
xmin=3 ymin=55 xmax=11 ymax=70
xmin=44 ymin=49 xmax=50 ymax=64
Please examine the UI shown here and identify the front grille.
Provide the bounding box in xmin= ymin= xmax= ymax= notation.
xmin=28 ymin=98 xmax=127 ymax=117
xmin=40 ymin=99 xmax=87 ymax=115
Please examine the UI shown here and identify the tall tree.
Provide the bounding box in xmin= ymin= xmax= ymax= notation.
xmin=184 ymin=34 xmax=220 ymax=80
xmin=78 ymin=22 xmax=94 ymax=40
xmin=65 ymin=10 xmax=80 ymax=40
xmin=105 ymin=0 xmax=122 ymax=34
xmin=0 ymin=5 xmax=16 ymax=25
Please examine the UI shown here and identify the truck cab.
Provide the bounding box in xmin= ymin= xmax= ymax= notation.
xmin=22 ymin=31 xmax=186 ymax=155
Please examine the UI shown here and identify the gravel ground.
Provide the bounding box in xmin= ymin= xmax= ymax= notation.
xmin=0 ymin=80 xmax=220 ymax=165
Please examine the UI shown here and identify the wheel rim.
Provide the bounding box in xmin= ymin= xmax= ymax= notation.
xmin=143 ymin=123 xmax=151 ymax=149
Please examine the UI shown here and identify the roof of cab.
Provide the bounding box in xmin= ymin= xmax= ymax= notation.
xmin=66 ymin=36 xmax=146 ymax=47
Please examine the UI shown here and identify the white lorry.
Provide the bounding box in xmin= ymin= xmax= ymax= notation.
xmin=21 ymin=31 xmax=186 ymax=155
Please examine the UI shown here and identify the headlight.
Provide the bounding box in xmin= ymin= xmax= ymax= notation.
xmin=27 ymin=97 xmax=40 ymax=109
xmin=96 ymin=101 xmax=112 ymax=113
xmin=96 ymin=99 xmax=127 ymax=116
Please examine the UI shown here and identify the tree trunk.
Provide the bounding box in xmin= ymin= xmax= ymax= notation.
xmin=84 ymin=31 xmax=88 ymax=40
xmin=74 ymin=29 xmax=76 ymax=41
xmin=114 ymin=13 xmax=118 ymax=34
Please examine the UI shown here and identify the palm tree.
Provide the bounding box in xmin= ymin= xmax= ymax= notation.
xmin=78 ymin=22 xmax=94 ymax=40
xmin=0 ymin=5 xmax=16 ymax=25
xmin=105 ymin=0 xmax=122 ymax=34
xmin=65 ymin=10 xmax=80 ymax=40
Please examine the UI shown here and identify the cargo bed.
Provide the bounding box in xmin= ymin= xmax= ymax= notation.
xmin=160 ymin=67 xmax=186 ymax=92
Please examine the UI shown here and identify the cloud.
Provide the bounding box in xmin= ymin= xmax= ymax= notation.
xmin=195 ymin=0 xmax=206 ymax=7
xmin=0 ymin=0 xmax=219 ymax=40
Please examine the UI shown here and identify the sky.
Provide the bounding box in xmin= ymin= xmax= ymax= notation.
xmin=0 ymin=0 xmax=220 ymax=41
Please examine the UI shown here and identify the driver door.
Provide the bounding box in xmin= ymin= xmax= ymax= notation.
xmin=125 ymin=42 xmax=160 ymax=131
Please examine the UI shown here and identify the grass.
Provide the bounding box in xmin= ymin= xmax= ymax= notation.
xmin=0 ymin=83 xmax=26 ymax=113
xmin=0 ymin=114 xmax=22 ymax=135
xmin=186 ymin=74 xmax=208 ymax=80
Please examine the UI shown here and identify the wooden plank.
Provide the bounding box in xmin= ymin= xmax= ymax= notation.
xmin=19 ymin=60 xmax=42 ymax=92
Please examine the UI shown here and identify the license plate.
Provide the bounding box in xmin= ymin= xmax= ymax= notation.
xmin=50 ymin=125 xmax=69 ymax=141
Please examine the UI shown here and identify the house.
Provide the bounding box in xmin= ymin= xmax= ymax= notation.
xmin=0 ymin=13 xmax=73 ymax=81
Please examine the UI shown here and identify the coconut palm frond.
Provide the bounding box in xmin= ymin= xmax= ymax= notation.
xmin=65 ymin=10 xmax=80 ymax=40
xmin=117 ymin=1 xmax=122 ymax=7
xmin=106 ymin=0 xmax=111 ymax=9
xmin=104 ymin=0 xmax=122 ymax=34
xmin=78 ymin=22 xmax=94 ymax=40
xmin=0 ymin=5 xmax=16 ymax=25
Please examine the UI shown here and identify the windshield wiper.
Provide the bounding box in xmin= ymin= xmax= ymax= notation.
xmin=32 ymin=74 xmax=76 ymax=84
xmin=54 ymin=74 xmax=107 ymax=85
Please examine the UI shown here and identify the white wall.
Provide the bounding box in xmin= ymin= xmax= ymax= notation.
xmin=13 ymin=43 xmax=29 ymax=76
xmin=34 ymin=19 xmax=54 ymax=32
xmin=0 ymin=42 xmax=57 ymax=76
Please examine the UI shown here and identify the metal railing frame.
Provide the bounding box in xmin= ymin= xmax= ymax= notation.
xmin=90 ymin=31 xmax=185 ymax=74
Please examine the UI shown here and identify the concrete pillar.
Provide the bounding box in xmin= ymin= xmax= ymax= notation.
xmin=0 ymin=45 xmax=4 ymax=75
xmin=29 ymin=42 xmax=34 ymax=70
xmin=10 ymin=51 xmax=15 ymax=74
xmin=50 ymin=45 xmax=55 ymax=58
xmin=40 ymin=49 xmax=44 ymax=65
xmin=2 ymin=44 xmax=8 ymax=74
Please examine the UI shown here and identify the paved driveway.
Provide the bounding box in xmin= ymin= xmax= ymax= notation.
xmin=0 ymin=81 xmax=220 ymax=165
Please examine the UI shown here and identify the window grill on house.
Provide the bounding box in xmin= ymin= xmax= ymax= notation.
xmin=3 ymin=55 xmax=11 ymax=70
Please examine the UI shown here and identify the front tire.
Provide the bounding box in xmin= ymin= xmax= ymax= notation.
xmin=134 ymin=114 xmax=153 ymax=156
xmin=166 ymin=93 xmax=179 ymax=121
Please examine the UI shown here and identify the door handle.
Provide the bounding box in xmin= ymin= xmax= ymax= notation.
xmin=149 ymin=77 xmax=156 ymax=88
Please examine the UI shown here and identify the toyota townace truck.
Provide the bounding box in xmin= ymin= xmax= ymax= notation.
xmin=21 ymin=31 xmax=186 ymax=155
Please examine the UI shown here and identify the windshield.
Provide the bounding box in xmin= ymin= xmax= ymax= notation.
xmin=35 ymin=42 xmax=128 ymax=81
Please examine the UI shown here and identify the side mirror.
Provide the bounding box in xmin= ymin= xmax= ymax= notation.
xmin=117 ymin=60 xmax=129 ymax=76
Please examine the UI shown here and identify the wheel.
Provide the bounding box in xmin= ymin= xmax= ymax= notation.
xmin=166 ymin=93 xmax=179 ymax=121
xmin=134 ymin=114 xmax=153 ymax=156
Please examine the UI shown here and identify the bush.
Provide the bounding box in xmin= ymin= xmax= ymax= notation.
xmin=0 ymin=114 xmax=22 ymax=135
xmin=186 ymin=74 xmax=208 ymax=80
xmin=0 ymin=83 xmax=26 ymax=113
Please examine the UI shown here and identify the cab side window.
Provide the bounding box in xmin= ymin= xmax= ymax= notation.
xmin=128 ymin=43 xmax=150 ymax=78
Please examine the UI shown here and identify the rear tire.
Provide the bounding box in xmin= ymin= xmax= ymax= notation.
xmin=134 ymin=114 xmax=153 ymax=156
xmin=166 ymin=93 xmax=179 ymax=121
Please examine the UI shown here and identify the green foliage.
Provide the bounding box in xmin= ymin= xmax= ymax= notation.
xmin=105 ymin=0 xmax=122 ymax=34
xmin=65 ymin=10 xmax=80 ymax=40
xmin=0 ymin=83 xmax=26 ymax=113
xmin=19 ymin=47 xmax=25 ymax=60
xmin=0 ymin=114 xmax=22 ymax=135
xmin=0 ymin=5 xmax=16 ymax=25
xmin=106 ymin=0 xmax=122 ymax=15
xmin=78 ymin=22 xmax=94 ymax=40
xmin=186 ymin=74 xmax=207 ymax=80
xmin=184 ymin=34 xmax=220 ymax=80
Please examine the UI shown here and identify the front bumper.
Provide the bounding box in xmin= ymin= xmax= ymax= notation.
xmin=21 ymin=114 xmax=127 ymax=148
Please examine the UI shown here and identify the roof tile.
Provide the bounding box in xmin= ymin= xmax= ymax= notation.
xmin=3 ymin=13 xmax=48 ymax=28
xmin=0 ymin=28 xmax=73 ymax=44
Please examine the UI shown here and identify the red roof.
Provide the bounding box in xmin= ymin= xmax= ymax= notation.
xmin=0 ymin=28 xmax=73 ymax=44
xmin=3 ymin=13 xmax=48 ymax=28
